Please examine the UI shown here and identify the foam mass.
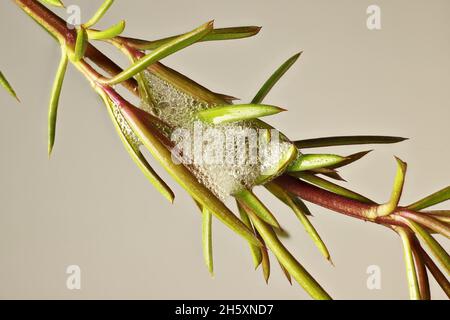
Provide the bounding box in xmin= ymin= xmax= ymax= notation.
xmin=118 ymin=70 xmax=295 ymax=200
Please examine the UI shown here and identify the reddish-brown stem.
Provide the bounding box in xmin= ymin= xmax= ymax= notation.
xmin=416 ymin=244 xmax=450 ymax=298
xmin=14 ymin=0 xmax=138 ymax=93
xmin=411 ymin=236 xmax=431 ymax=300
xmin=275 ymin=175 xmax=405 ymax=227
xmin=398 ymin=211 xmax=450 ymax=238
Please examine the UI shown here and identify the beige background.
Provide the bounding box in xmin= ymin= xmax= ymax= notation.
xmin=0 ymin=0 xmax=449 ymax=299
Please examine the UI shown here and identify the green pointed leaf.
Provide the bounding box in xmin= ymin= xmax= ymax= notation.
xmin=331 ymin=150 xmax=372 ymax=169
xmin=312 ymin=168 xmax=346 ymax=181
xmin=266 ymin=181 xmax=313 ymax=216
xmin=252 ymin=52 xmax=301 ymax=104
xmin=375 ymin=157 xmax=407 ymax=217
xmin=407 ymin=186 xmax=450 ymax=211
xmin=197 ymin=104 xmax=285 ymax=125
xmin=277 ymin=258 xmax=292 ymax=285
xmin=402 ymin=218 xmax=450 ymax=275
xmin=104 ymin=21 xmax=214 ymax=85
xmin=235 ymin=190 xmax=281 ymax=228
xmin=245 ymin=207 xmax=331 ymax=300
xmin=292 ymin=197 xmax=313 ymax=216
xmin=119 ymin=101 xmax=261 ymax=247
xmin=260 ymin=242 xmax=270 ymax=284
xmin=120 ymin=26 xmax=262 ymax=50
xmin=84 ymin=0 xmax=114 ymax=29
xmin=101 ymin=95 xmax=174 ymax=203
xmin=48 ymin=48 xmax=68 ymax=156
xmin=87 ymin=20 xmax=125 ymax=40
xmin=419 ymin=245 xmax=450 ymax=298
xmin=0 ymin=71 xmax=19 ymax=101
xmin=291 ymin=172 xmax=375 ymax=204
xmin=204 ymin=26 xmax=262 ymax=41
xmin=287 ymin=153 xmax=348 ymax=172
xmin=202 ymin=207 xmax=214 ymax=277
xmin=39 ymin=0 xmax=64 ymax=7
xmin=397 ymin=227 xmax=421 ymax=300
xmin=294 ymin=135 xmax=408 ymax=149
xmin=74 ymin=26 xmax=88 ymax=62
xmin=266 ymin=182 xmax=332 ymax=262
xmin=237 ymin=201 xmax=263 ymax=269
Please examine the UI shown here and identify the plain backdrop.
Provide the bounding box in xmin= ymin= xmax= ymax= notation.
xmin=0 ymin=0 xmax=449 ymax=299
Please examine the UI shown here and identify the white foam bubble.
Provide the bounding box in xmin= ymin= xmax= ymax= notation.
xmin=137 ymin=71 xmax=294 ymax=200
xmin=112 ymin=101 xmax=141 ymax=148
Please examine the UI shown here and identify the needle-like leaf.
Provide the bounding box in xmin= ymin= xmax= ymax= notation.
xmin=330 ymin=150 xmax=372 ymax=169
xmin=418 ymin=245 xmax=450 ymax=298
xmin=235 ymin=190 xmax=281 ymax=229
xmin=287 ymin=153 xmax=348 ymax=172
xmin=74 ymin=26 xmax=88 ymax=62
xmin=246 ymin=207 xmax=331 ymax=300
xmin=237 ymin=201 xmax=263 ymax=269
xmin=48 ymin=47 xmax=68 ymax=156
xmin=102 ymin=96 xmax=175 ymax=203
xmin=119 ymin=101 xmax=261 ymax=246
xmin=277 ymin=258 xmax=292 ymax=285
xmin=266 ymin=183 xmax=312 ymax=215
xmin=291 ymin=172 xmax=375 ymax=204
xmin=203 ymin=26 xmax=261 ymax=41
xmin=0 ymin=71 xmax=19 ymax=101
xmin=119 ymin=26 xmax=262 ymax=50
xmin=39 ymin=0 xmax=64 ymax=7
xmin=84 ymin=0 xmax=114 ymax=29
xmin=397 ymin=227 xmax=421 ymax=300
xmin=266 ymin=182 xmax=332 ymax=263
xmin=252 ymin=52 xmax=302 ymax=104
xmin=407 ymin=186 xmax=450 ymax=211
xmin=202 ymin=207 xmax=214 ymax=277
xmin=401 ymin=218 xmax=450 ymax=275
xmin=375 ymin=157 xmax=407 ymax=217
xmin=294 ymin=135 xmax=408 ymax=149
xmin=197 ymin=104 xmax=285 ymax=125
xmin=104 ymin=21 xmax=214 ymax=85
xmin=313 ymin=168 xmax=346 ymax=181
xmin=87 ymin=20 xmax=125 ymax=40
xmin=261 ymin=241 xmax=270 ymax=283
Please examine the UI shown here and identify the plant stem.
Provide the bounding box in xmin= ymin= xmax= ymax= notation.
xmin=417 ymin=245 xmax=450 ymax=298
xmin=411 ymin=236 xmax=431 ymax=300
xmin=14 ymin=0 xmax=138 ymax=93
xmin=275 ymin=175 xmax=405 ymax=227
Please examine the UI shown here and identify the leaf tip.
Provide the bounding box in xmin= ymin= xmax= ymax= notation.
xmin=394 ymin=156 xmax=407 ymax=172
